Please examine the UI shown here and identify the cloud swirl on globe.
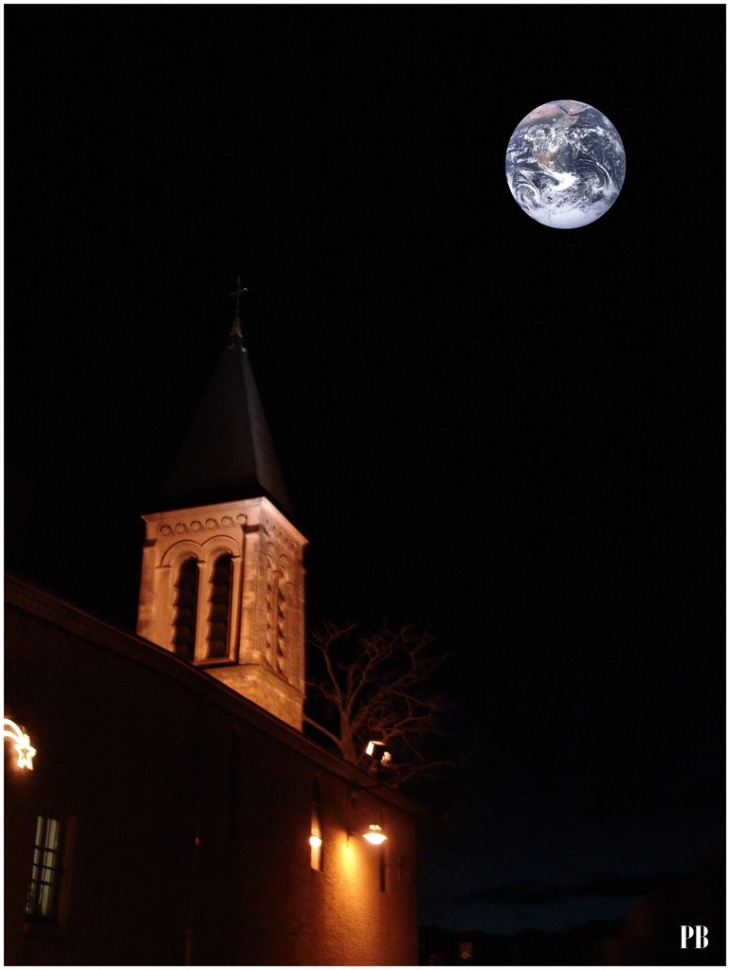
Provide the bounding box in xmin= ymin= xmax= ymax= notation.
xmin=505 ymin=100 xmax=626 ymax=229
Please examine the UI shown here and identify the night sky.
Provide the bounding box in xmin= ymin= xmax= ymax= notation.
xmin=5 ymin=4 xmax=725 ymax=941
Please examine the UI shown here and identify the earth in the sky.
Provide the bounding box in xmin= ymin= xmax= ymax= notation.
xmin=505 ymin=100 xmax=626 ymax=229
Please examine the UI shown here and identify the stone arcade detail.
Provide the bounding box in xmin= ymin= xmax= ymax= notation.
xmin=137 ymin=496 xmax=307 ymax=730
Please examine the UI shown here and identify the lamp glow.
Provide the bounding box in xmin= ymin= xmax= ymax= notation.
xmin=309 ymin=834 xmax=322 ymax=848
xmin=3 ymin=717 xmax=36 ymax=770
xmin=363 ymin=823 xmax=388 ymax=845
xmin=364 ymin=740 xmax=392 ymax=765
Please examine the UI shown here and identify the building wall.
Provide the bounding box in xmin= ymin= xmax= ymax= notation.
xmin=5 ymin=575 xmax=419 ymax=966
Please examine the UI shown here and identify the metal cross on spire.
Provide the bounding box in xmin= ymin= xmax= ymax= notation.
xmin=229 ymin=276 xmax=249 ymax=341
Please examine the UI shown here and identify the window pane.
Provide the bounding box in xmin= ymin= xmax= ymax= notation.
xmin=26 ymin=815 xmax=64 ymax=923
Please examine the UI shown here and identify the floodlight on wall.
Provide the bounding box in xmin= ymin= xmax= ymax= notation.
xmin=364 ymin=740 xmax=392 ymax=766
xmin=3 ymin=717 xmax=36 ymax=770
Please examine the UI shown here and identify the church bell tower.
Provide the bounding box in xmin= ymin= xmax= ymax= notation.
xmin=136 ymin=284 xmax=307 ymax=730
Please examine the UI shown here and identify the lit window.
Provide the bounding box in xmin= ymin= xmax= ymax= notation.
xmin=26 ymin=815 xmax=64 ymax=923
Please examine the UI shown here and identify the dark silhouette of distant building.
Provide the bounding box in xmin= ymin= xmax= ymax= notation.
xmin=418 ymin=854 xmax=725 ymax=966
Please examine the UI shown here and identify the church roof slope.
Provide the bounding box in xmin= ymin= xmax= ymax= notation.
xmin=161 ymin=322 xmax=292 ymax=516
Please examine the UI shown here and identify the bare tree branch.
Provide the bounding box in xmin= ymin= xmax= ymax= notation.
xmin=304 ymin=620 xmax=466 ymax=786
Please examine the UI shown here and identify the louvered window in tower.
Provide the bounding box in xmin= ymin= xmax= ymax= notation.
xmin=173 ymin=558 xmax=199 ymax=661
xmin=207 ymin=554 xmax=232 ymax=659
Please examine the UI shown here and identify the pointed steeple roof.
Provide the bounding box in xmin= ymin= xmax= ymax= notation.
xmin=161 ymin=287 xmax=292 ymax=516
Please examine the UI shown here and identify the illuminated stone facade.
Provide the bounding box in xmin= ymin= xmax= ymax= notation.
xmin=137 ymin=496 xmax=307 ymax=730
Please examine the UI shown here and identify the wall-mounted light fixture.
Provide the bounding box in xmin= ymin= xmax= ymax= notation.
xmin=364 ymin=740 xmax=392 ymax=766
xmin=310 ymin=775 xmax=324 ymax=869
xmin=310 ymin=827 xmax=323 ymax=871
xmin=362 ymin=823 xmax=388 ymax=845
xmin=3 ymin=717 xmax=36 ymax=770
xmin=348 ymin=785 xmax=389 ymax=845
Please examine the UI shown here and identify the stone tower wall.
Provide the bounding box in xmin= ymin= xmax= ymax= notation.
xmin=137 ymin=496 xmax=307 ymax=730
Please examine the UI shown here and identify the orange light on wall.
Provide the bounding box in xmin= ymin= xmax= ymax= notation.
xmin=309 ymin=834 xmax=322 ymax=848
xmin=3 ymin=717 xmax=36 ymax=770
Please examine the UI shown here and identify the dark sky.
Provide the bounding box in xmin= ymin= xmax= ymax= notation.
xmin=5 ymin=4 xmax=725 ymax=939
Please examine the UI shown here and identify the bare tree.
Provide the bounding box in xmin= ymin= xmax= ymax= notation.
xmin=304 ymin=620 xmax=462 ymax=787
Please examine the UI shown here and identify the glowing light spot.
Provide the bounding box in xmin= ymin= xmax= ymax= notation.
xmin=363 ymin=824 xmax=387 ymax=845
xmin=4 ymin=717 xmax=36 ymax=770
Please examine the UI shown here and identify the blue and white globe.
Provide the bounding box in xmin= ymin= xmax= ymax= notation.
xmin=505 ymin=100 xmax=626 ymax=229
